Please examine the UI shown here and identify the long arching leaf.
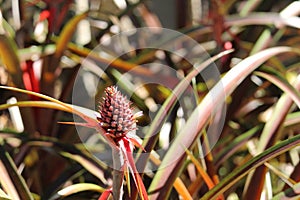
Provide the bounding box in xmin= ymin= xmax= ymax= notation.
xmin=201 ymin=134 xmax=300 ymax=200
xmin=147 ymin=47 xmax=300 ymax=199
xmin=57 ymin=183 xmax=105 ymax=197
xmin=0 ymin=142 xmax=33 ymax=200
xmin=0 ymin=35 xmax=23 ymax=88
xmin=136 ymin=49 xmax=234 ymax=165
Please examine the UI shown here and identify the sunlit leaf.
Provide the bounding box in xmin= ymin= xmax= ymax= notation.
xmin=173 ymin=178 xmax=193 ymax=200
xmin=0 ymin=86 xmax=100 ymax=129
xmin=244 ymin=72 xmax=300 ymax=199
xmin=121 ymin=138 xmax=148 ymax=200
xmin=201 ymin=134 xmax=300 ymax=200
xmin=54 ymin=12 xmax=88 ymax=59
xmin=0 ymin=101 xmax=71 ymax=113
xmin=57 ymin=183 xmax=105 ymax=196
xmin=0 ymin=188 xmax=11 ymax=200
xmin=215 ymin=125 xmax=263 ymax=167
xmin=148 ymin=47 xmax=299 ymax=199
xmin=272 ymin=181 xmax=300 ymax=200
xmin=264 ymin=162 xmax=297 ymax=187
xmin=185 ymin=149 xmax=215 ymax=189
xmin=65 ymin=41 xmax=153 ymax=76
xmin=0 ymin=35 xmax=23 ymax=88
xmin=61 ymin=152 xmax=107 ymax=183
xmin=130 ymin=49 xmax=233 ymax=199
xmin=18 ymin=45 xmax=55 ymax=61
xmin=226 ymin=13 xmax=300 ymax=29
xmin=255 ymin=71 xmax=300 ymax=108
xmin=137 ymin=49 xmax=234 ymax=162
xmin=0 ymin=141 xmax=33 ymax=200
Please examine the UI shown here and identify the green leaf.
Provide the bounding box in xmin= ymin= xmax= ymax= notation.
xmin=244 ymin=70 xmax=300 ymax=199
xmin=0 ymin=101 xmax=71 ymax=113
xmin=0 ymin=86 xmax=100 ymax=130
xmin=0 ymin=141 xmax=33 ymax=200
xmin=137 ymin=49 xmax=234 ymax=161
xmin=0 ymin=35 xmax=23 ymax=88
xmin=0 ymin=188 xmax=12 ymax=200
xmin=57 ymin=183 xmax=105 ymax=197
xmin=54 ymin=12 xmax=88 ymax=59
xmin=132 ymin=48 xmax=233 ymax=200
xmin=148 ymin=47 xmax=299 ymax=199
xmin=226 ymin=13 xmax=300 ymax=29
xmin=185 ymin=149 xmax=215 ymax=189
xmin=284 ymin=111 xmax=300 ymax=130
xmin=200 ymin=134 xmax=300 ymax=200
xmin=272 ymin=181 xmax=300 ymax=200
xmin=59 ymin=152 xmax=107 ymax=183
xmin=64 ymin=41 xmax=153 ymax=76
xmin=18 ymin=45 xmax=56 ymax=61
xmin=215 ymin=125 xmax=262 ymax=167
xmin=254 ymin=70 xmax=300 ymax=108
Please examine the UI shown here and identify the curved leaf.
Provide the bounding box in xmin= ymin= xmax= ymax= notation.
xmin=130 ymin=48 xmax=233 ymax=200
xmin=57 ymin=183 xmax=105 ymax=197
xmin=272 ymin=177 xmax=300 ymax=200
xmin=137 ymin=49 xmax=234 ymax=163
xmin=226 ymin=13 xmax=300 ymax=29
xmin=0 ymin=86 xmax=99 ymax=128
xmin=0 ymin=141 xmax=33 ymax=200
xmin=243 ymin=72 xmax=300 ymax=199
xmin=0 ymin=188 xmax=11 ymax=200
xmin=215 ymin=125 xmax=262 ymax=167
xmin=201 ymin=134 xmax=300 ymax=200
xmin=255 ymin=71 xmax=300 ymax=108
xmin=0 ymin=101 xmax=71 ymax=113
xmin=147 ymin=47 xmax=299 ymax=199
xmin=185 ymin=149 xmax=215 ymax=190
xmin=54 ymin=12 xmax=88 ymax=59
xmin=61 ymin=152 xmax=107 ymax=183
xmin=65 ymin=41 xmax=153 ymax=76
xmin=0 ymin=35 xmax=23 ymax=88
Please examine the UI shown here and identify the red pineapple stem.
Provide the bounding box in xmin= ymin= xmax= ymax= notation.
xmin=97 ymin=86 xmax=148 ymax=200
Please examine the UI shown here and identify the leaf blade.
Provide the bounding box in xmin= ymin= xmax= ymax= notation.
xmin=201 ymin=134 xmax=300 ymax=200
xmin=0 ymin=35 xmax=23 ymax=88
xmin=57 ymin=183 xmax=105 ymax=196
xmin=0 ymin=142 xmax=33 ymax=200
xmin=147 ymin=47 xmax=299 ymax=199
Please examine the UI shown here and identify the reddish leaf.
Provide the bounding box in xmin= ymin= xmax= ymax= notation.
xmin=121 ymin=138 xmax=148 ymax=200
xmin=98 ymin=189 xmax=112 ymax=200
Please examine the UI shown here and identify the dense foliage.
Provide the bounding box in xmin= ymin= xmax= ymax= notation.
xmin=0 ymin=0 xmax=299 ymax=199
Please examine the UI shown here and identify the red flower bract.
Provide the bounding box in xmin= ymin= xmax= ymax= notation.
xmin=97 ymin=86 xmax=136 ymax=139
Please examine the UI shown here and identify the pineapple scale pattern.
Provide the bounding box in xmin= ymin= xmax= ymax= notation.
xmin=97 ymin=86 xmax=135 ymax=139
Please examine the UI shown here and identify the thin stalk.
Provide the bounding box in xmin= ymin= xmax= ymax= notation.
xmin=112 ymin=147 xmax=124 ymax=200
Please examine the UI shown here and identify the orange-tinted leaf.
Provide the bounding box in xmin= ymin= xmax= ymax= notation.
xmin=54 ymin=12 xmax=88 ymax=59
xmin=0 ymin=35 xmax=23 ymax=88
xmin=148 ymin=47 xmax=299 ymax=199
xmin=98 ymin=189 xmax=112 ymax=200
xmin=201 ymin=134 xmax=300 ymax=200
xmin=185 ymin=149 xmax=215 ymax=189
xmin=121 ymin=138 xmax=148 ymax=200
xmin=0 ymin=142 xmax=33 ymax=200
xmin=57 ymin=183 xmax=105 ymax=197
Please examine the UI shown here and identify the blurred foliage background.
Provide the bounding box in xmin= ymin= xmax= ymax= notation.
xmin=0 ymin=0 xmax=300 ymax=199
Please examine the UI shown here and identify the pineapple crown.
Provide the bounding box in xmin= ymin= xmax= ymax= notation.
xmin=97 ymin=86 xmax=136 ymax=139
